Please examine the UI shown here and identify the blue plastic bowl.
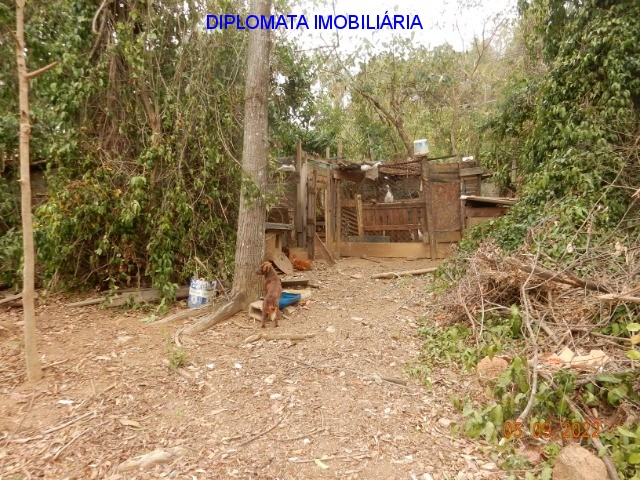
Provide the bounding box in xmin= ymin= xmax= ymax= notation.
xmin=279 ymin=292 xmax=302 ymax=309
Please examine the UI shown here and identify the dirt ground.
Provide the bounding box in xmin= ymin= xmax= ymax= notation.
xmin=1 ymin=257 xmax=502 ymax=480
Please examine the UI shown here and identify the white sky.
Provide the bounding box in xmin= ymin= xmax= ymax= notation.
xmin=287 ymin=0 xmax=518 ymax=56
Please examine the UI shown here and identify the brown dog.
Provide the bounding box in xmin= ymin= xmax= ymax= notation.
xmin=256 ymin=261 xmax=282 ymax=328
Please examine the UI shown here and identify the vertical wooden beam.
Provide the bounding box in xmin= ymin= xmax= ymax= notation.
xmin=459 ymin=161 xmax=466 ymax=232
xmin=306 ymin=169 xmax=317 ymax=259
xmin=325 ymin=168 xmax=335 ymax=252
xmin=421 ymin=158 xmax=438 ymax=259
xmin=355 ymin=194 xmax=364 ymax=235
xmin=299 ymin=158 xmax=308 ymax=248
xmin=337 ymin=140 xmax=343 ymax=160
xmin=294 ymin=139 xmax=307 ymax=247
xmin=335 ymin=179 xmax=342 ymax=246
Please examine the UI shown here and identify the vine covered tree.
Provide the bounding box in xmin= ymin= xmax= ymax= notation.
xmin=184 ymin=0 xmax=273 ymax=334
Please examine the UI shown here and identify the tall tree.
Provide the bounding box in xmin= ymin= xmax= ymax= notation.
xmin=184 ymin=0 xmax=272 ymax=334
xmin=15 ymin=0 xmax=57 ymax=381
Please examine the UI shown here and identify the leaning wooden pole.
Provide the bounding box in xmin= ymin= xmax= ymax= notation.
xmin=16 ymin=0 xmax=42 ymax=382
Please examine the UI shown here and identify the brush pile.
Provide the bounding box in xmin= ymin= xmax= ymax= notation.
xmin=438 ymin=239 xmax=640 ymax=437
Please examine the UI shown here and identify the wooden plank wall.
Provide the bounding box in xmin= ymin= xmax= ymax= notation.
xmin=293 ymin=146 xmax=481 ymax=260
xmin=361 ymin=200 xmax=424 ymax=242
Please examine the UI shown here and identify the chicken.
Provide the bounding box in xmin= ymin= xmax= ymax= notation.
xmin=290 ymin=254 xmax=312 ymax=271
xmin=384 ymin=184 xmax=394 ymax=203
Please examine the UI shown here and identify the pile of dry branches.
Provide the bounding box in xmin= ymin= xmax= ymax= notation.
xmin=444 ymin=241 xmax=639 ymax=367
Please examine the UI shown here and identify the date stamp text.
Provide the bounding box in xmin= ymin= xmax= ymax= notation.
xmin=501 ymin=420 xmax=602 ymax=439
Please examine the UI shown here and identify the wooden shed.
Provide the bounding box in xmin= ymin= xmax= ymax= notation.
xmin=268 ymin=140 xmax=514 ymax=260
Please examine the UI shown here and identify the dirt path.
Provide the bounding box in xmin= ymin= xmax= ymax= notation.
xmin=1 ymin=258 xmax=500 ymax=479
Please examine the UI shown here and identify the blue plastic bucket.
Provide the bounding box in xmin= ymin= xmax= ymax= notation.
xmin=187 ymin=278 xmax=217 ymax=308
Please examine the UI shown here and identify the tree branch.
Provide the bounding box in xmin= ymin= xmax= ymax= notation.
xmin=26 ymin=61 xmax=58 ymax=79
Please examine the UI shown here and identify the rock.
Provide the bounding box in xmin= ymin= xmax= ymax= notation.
xmin=552 ymin=444 xmax=607 ymax=480
xmin=326 ymin=325 xmax=337 ymax=334
xmin=438 ymin=418 xmax=452 ymax=428
xmin=476 ymin=356 xmax=509 ymax=383
xmin=520 ymin=446 xmax=543 ymax=465
xmin=115 ymin=335 xmax=134 ymax=345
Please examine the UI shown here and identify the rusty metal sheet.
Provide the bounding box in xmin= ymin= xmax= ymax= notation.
xmin=431 ymin=183 xmax=462 ymax=232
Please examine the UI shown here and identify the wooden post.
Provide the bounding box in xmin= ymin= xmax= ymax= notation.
xmin=355 ymin=194 xmax=364 ymax=235
xmin=459 ymin=161 xmax=466 ymax=231
xmin=421 ymin=158 xmax=438 ymax=259
xmin=295 ymin=139 xmax=307 ymax=247
xmin=335 ymin=179 xmax=342 ymax=246
xmin=337 ymin=140 xmax=343 ymax=160
xmin=325 ymin=167 xmax=335 ymax=252
xmin=306 ymin=169 xmax=317 ymax=259
xmin=300 ymin=159 xmax=308 ymax=248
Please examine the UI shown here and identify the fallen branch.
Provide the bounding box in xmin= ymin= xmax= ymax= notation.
xmin=52 ymin=422 xmax=101 ymax=461
xmin=289 ymin=452 xmax=372 ymax=463
xmin=13 ymin=411 xmax=95 ymax=443
xmin=3 ymin=392 xmax=35 ymax=446
xmin=68 ymin=286 xmax=189 ymax=308
xmin=504 ymin=258 xmax=611 ymax=293
xmin=43 ymin=411 xmax=95 ymax=435
xmin=597 ymin=293 xmax=640 ymax=304
xmin=515 ymin=287 xmax=539 ymax=426
xmin=182 ymin=292 xmax=247 ymax=334
xmin=277 ymin=427 xmax=325 ymax=442
xmin=42 ymin=358 xmax=70 ymax=370
xmin=280 ymin=355 xmax=408 ymax=386
xmin=242 ymin=332 xmax=315 ymax=344
xmin=360 ymin=255 xmax=382 ymax=264
xmin=117 ymin=446 xmax=190 ymax=472
xmin=0 ymin=291 xmax=38 ymax=306
xmin=237 ymin=416 xmax=285 ymax=446
xmin=152 ymin=302 xmax=213 ymax=324
xmin=371 ymin=267 xmax=437 ymax=279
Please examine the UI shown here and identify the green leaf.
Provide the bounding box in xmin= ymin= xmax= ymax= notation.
xmin=627 ymin=323 xmax=640 ymax=333
xmin=628 ymin=453 xmax=640 ymax=464
xmin=595 ymin=373 xmax=621 ymax=383
xmin=627 ymin=350 xmax=640 ymax=360
xmin=617 ymin=426 xmax=640 ymax=439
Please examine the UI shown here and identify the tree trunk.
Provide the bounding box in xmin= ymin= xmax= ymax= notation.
xmin=183 ymin=0 xmax=272 ymax=335
xmin=16 ymin=0 xmax=42 ymax=382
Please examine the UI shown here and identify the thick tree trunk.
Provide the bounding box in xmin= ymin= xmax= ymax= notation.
xmin=16 ymin=0 xmax=42 ymax=382
xmin=231 ymin=0 xmax=272 ymax=301
xmin=183 ymin=0 xmax=272 ymax=335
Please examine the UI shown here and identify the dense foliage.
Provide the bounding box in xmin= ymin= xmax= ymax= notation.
xmin=312 ymin=32 xmax=517 ymax=162
xmin=484 ymin=0 xmax=640 ymax=255
xmin=0 ymin=0 xmax=315 ymax=294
